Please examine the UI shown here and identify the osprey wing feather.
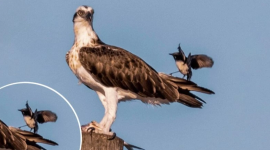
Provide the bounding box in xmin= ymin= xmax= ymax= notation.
xmin=0 ymin=120 xmax=58 ymax=150
xmin=10 ymin=127 xmax=58 ymax=146
xmin=78 ymin=45 xmax=214 ymax=108
xmin=79 ymin=45 xmax=178 ymax=101
xmin=0 ymin=120 xmax=27 ymax=150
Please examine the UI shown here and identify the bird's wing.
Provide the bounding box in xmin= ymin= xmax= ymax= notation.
xmin=36 ymin=110 xmax=58 ymax=124
xmin=9 ymin=127 xmax=58 ymax=146
xmin=177 ymin=44 xmax=186 ymax=61
xmin=79 ymin=45 xmax=178 ymax=101
xmin=0 ymin=120 xmax=27 ymax=150
xmin=26 ymin=101 xmax=33 ymax=117
xmin=33 ymin=109 xmax=39 ymax=134
xmin=190 ymin=55 xmax=214 ymax=69
xmin=186 ymin=53 xmax=192 ymax=66
xmin=179 ymin=49 xmax=186 ymax=62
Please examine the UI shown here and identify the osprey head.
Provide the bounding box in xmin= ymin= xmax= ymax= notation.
xmin=73 ymin=6 xmax=94 ymax=23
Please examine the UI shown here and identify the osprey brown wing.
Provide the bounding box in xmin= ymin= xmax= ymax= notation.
xmin=191 ymin=55 xmax=214 ymax=69
xmin=79 ymin=45 xmax=178 ymax=101
xmin=0 ymin=120 xmax=27 ymax=150
xmin=10 ymin=127 xmax=58 ymax=146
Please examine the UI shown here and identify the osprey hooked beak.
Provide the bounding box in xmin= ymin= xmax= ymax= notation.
xmin=86 ymin=12 xmax=92 ymax=21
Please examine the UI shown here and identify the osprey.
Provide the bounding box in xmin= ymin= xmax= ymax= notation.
xmin=18 ymin=101 xmax=58 ymax=133
xmin=170 ymin=44 xmax=214 ymax=81
xmin=66 ymin=6 xmax=214 ymax=137
xmin=0 ymin=120 xmax=58 ymax=150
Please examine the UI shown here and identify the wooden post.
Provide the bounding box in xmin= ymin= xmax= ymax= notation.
xmin=81 ymin=132 xmax=124 ymax=150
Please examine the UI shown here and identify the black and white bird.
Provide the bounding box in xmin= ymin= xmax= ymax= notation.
xmin=66 ymin=6 xmax=214 ymax=137
xmin=0 ymin=120 xmax=58 ymax=150
xmin=170 ymin=44 xmax=214 ymax=81
xmin=18 ymin=101 xmax=58 ymax=133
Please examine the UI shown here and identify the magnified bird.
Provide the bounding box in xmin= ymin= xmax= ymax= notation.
xmin=0 ymin=120 xmax=58 ymax=150
xmin=18 ymin=101 xmax=58 ymax=133
xmin=170 ymin=44 xmax=214 ymax=81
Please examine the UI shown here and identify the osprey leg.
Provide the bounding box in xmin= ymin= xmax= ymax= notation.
xmin=103 ymin=88 xmax=118 ymax=135
xmin=81 ymin=89 xmax=117 ymax=139
xmin=81 ymin=92 xmax=108 ymax=134
xmin=96 ymin=91 xmax=108 ymax=128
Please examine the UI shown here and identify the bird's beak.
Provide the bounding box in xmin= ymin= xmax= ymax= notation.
xmin=18 ymin=109 xmax=23 ymax=111
xmin=86 ymin=12 xmax=92 ymax=22
xmin=169 ymin=53 xmax=174 ymax=55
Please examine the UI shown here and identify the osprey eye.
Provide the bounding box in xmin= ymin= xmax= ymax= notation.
xmin=77 ymin=10 xmax=84 ymax=16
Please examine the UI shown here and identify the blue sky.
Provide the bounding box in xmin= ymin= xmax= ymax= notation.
xmin=1 ymin=1 xmax=270 ymax=150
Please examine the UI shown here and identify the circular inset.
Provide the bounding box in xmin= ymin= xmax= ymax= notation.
xmin=0 ymin=82 xmax=82 ymax=150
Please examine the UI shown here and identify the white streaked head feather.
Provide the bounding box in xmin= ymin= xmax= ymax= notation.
xmin=73 ymin=6 xmax=98 ymax=45
xmin=76 ymin=6 xmax=94 ymax=15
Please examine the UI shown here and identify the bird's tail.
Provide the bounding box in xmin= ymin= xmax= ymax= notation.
xmin=159 ymin=72 xmax=214 ymax=108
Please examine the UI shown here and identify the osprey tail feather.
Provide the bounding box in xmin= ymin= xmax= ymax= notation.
xmin=159 ymin=72 xmax=214 ymax=108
